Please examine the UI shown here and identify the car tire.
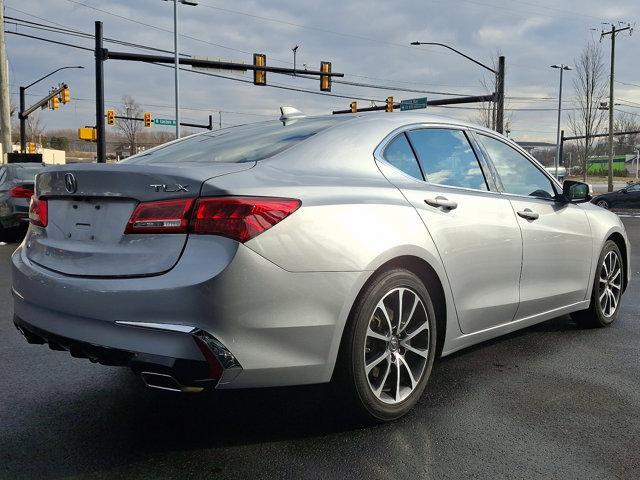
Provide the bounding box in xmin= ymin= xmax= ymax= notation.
xmin=572 ymin=240 xmax=624 ymax=328
xmin=0 ymin=225 xmax=24 ymax=243
xmin=596 ymin=199 xmax=610 ymax=209
xmin=334 ymin=268 xmax=437 ymax=422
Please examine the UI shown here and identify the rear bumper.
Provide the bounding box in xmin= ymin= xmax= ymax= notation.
xmin=13 ymin=313 xmax=235 ymax=391
xmin=12 ymin=233 xmax=362 ymax=389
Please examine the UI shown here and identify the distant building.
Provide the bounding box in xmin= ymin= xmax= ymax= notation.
xmin=587 ymin=155 xmax=629 ymax=175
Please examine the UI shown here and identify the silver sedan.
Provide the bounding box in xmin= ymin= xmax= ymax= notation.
xmin=11 ymin=112 xmax=630 ymax=421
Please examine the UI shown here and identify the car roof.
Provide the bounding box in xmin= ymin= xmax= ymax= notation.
xmin=314 ymin=111 xmax=499 ymax=137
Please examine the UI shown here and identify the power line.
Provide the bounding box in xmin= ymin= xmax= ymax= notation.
xmin=197 ymin=2 xmax=452 ymax=54
xmin=7 ymin=15 xmax=480 ymax=98
xmin=10 ymin=2 xmax=498 ymax=92
xmin=5 ymin=30 xmax=93 ymax=51
xmin=616 ymin=80 xmax=640 ymax=88
xmin=614 ymin=108 xmax=640 ymax=118
xmin=5 ymin=28 xmax=383 ymax=103
xmin=62 ymin=0 xmax=292 ymax=65
xmin=12 ymin=88 xmax=275 ymax=117
xmin=5 ymin=16 xmax=182 ymax=56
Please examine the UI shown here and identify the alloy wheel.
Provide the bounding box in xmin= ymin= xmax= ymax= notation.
xmin=599 ymin=250 xmax=622 ymax=317
xmin=363 ymin=287 xmax=430 ymax=404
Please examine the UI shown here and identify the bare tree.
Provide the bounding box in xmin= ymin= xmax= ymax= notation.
xmin=613 ymin=111 xmax=640 ymax=154
xmin=567 ymin=40 xmax=607 ymax=181
xmin=115 ymin=95 xmax=143 ymax=155
xmin=26 ymin=112 xmax=45 ymax=144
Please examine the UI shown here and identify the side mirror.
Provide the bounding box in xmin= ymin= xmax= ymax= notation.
xmin=562 ymin=180 xmax=591 ymax=203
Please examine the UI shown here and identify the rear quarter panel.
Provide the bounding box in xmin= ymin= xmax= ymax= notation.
xmin=198 ymin=118 xmax=464 ymax=360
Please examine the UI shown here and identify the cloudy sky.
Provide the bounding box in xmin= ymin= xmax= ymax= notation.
xmin=4 ymin=0 xmax=640 ymax=141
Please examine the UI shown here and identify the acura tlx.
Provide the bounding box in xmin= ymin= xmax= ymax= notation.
xmin=11 ymin=111 xmax=630 ymax=421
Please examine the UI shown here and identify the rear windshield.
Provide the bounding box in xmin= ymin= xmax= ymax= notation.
xmin=11 ymin=165 xmax=44 ymax=182
xmin=122 ymin=117 xmax=346 ymax=165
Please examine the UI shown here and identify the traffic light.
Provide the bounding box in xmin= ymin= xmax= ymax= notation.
xmin=253 ymin=53 xmax=266 ymax=86
xmin=320 ymin=61 xmax=331 ymax=92
xmin=386 ymin=96 xmax=394 ymax=112
xmin=78 ymin=127 xmax=97 ymax=141
xmin=144 ymin=112 xmax=152 ymax=128
xmin=61 ymin=86 xmax=70 ymax=104
xmin=107 ymin=109 xmax=115 ymax=125
xmin=49 ymin=95 xmax=59 ymax=110
xmin=350 ymin=101 xmax=357 ymax=113
xmin=27 ymin=142 xmax=36 ymax=153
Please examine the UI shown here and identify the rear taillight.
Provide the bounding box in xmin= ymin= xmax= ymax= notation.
xmin=28 ymin=196 xmax=48 ymax=227
xmin=124 ymin=198 xmax=194 ymax=234
xmin=10 ymin=185 xmax=34 ymax=199
xmin=191 ymin=196 xmax=301 ymax=242
xmin=124 ymin=196 xmax=300 ymax=242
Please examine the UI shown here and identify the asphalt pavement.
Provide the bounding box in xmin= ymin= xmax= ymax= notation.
xmin=1 ymin=219 xmax=639 ymax=479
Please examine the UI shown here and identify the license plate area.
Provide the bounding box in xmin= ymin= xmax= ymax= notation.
xmin=48 ymin=198 xmax=137 ymax=243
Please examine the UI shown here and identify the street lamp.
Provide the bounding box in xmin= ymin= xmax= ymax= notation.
xmin=410 ymin=41 xmax=505 ymax=133
xmin=19 ymin=65 xmax=84 ymax=153
xmin=164 ymin=0 xmax=197 ymax=140
xmin=551 ymin=64 xmax=572 ymax=180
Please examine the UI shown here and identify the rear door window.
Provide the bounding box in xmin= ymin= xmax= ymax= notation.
xmin=406 ymin=128 xmax=488 ymax=191
xmin=123 ymin=117 xmax=346 ymax=165
xmin=382 ymin=133 xmax=423 ymax=180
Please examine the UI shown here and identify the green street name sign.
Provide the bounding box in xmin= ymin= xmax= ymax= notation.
xmin=400 ymin=97 xmax=428 ymax=111
xmin=153 ymin=118 xmax=176 ymax=126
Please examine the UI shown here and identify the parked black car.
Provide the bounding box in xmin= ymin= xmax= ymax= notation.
xmin=0 ymin=163 xmax=45 ymax=241
xmin=592 ymin=182 xmax=640 ymax=209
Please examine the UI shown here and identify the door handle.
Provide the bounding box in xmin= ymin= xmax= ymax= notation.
xmin=425 ymin=196 xmax=458 ymax=210
xmin=517 ymin=208 xmax=539 ymax=221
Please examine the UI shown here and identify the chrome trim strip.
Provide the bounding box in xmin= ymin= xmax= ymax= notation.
xmin=373 ymin=123 xmax=499 ymax=195
xmin=11 ymin=287 xmax=24 ymax=300
xmin=114 ymin=321 xmax=196 ymax=334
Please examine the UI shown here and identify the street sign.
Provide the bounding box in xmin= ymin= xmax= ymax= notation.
xmin=153 ymin=118 xmax=176 ymax=126
xmin=400 ymin=97 xmax=428 ymax=111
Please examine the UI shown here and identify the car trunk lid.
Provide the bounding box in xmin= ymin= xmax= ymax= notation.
xmin=26 ymin=162 xmax=254 ymax=277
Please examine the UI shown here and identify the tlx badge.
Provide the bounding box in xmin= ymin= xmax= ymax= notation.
xmin=149 ymin=183 xmax=189 ymax=193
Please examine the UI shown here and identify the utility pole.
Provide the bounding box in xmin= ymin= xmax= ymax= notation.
xmin=165 ymin=0 xmax=197 ymax=140
xmin=95 ymin=21 xmax=106 ymax=163
xmin=172 ymin=0 xmax=180 ymax=139
xmin=551 ymin=64 xmax=571 ymax=180
xmin=0 ymin=0 xmax=12 ymax=161
xmin=601 ymin=23 xmax=632 ymax=192
xmin=496 ymin=56 xmax=505 ymax=135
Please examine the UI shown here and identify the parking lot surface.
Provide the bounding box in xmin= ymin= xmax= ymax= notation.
xmin=1 ymin=218 xmax=639 ymax=479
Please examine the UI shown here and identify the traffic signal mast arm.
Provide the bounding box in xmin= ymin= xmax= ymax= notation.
xmin=19 ymin=83 xmax=68 ymax=119
xmin=333 ymin=93 xmax=496 ymax=114
xmin=103 ymin=50 xmax=345 ymax=79
xmin=104 ymin=111 xmax=213 ymax=130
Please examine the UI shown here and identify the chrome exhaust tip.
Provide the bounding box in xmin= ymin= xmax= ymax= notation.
xmin=140 ymin=371 xmax=204 ymax=393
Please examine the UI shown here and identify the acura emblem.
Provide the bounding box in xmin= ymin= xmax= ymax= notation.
xmin=64 ymin=173 xmax=77 ymax=194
